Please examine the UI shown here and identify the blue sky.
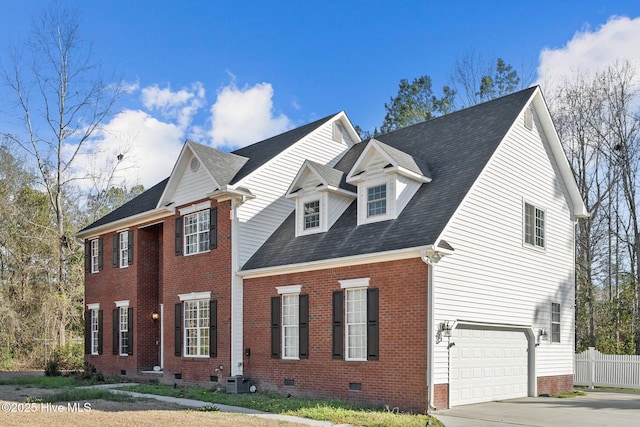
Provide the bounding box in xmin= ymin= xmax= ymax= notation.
xmin=1 ymin=1 xmax=640 ymax=189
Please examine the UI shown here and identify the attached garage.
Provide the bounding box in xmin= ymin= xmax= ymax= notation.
xmin=449 ymin=325 xmax=531 ymax=406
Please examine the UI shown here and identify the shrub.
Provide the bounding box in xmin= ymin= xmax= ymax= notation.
xmin=44 ymin=358 xmax=60 ymax=377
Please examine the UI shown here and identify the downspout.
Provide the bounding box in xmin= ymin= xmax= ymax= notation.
xmin=421 ymin=249 xmax=438 ymax=412
xmin=230 ymin=198 xmax=242 ymax=376
xmin=420 ymin=245 xmax=452 ymax=412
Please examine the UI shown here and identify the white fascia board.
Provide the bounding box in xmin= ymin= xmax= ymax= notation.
xmin=386 ymin=166 xmax=431 ymax=183
xmin=75 ymin=206 xmax=175 ymax=241
xmin=531 ymin=89 xmax=588 ymax=218
xmin=334 ymin=111 xmax=362 ymax=145
xmin=207 ymin=186 xmax=255 ymax=202
xmin=239 ymin=246 xmax=432 ymax=279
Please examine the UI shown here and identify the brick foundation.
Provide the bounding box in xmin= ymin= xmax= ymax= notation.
xmin=537 ymin=374 xmax=573 ymax=396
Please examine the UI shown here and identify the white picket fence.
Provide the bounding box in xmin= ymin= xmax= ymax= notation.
xmin=574 ymin=347 xmax=640 ymax=389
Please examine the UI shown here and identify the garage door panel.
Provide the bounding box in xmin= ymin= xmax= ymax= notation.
xmin=450 ymin=328 xmax=528 ymax=406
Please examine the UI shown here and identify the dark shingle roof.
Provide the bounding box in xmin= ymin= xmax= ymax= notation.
xmin=242 ymin=87 xmax=536 ymax=270
xmin=78 ymin=113 xmax=340 ymax=235
xmin=187 ymin=141 xmax=248 ymax=187
xmin=230 ymin=113 xmax=338 ymax=184
xmin=305 ymin=160 xmax=356 ymax=193
xmin=78 ymin=177 xmax=169 ymax=233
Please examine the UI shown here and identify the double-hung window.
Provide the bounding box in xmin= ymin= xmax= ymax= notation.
xmin=345 ymin=288 xmax=367 ymax=360
xmin=367 ymin=184 xmax=387 ymax=217
xmin=91 ymin=239 xmax=100 ymax=273
xmin=119 ymin=307 xmax=129 ymax=355
xmin=91 ymin=309 xmax=100 ymax=355
xmin=119 ymin=231 xmax=129 ymax=267
xmin=303 ymin=200 xmax=320 ymax=230
xmin=85 ymin=303 xmax=102 ymax=356
xmin=551 ymin=303 xmax=560 ymax=343
xmin=184 ymin=299 xmax=210 ymax=356
xmin=333 ymin=278 xmax=379 ymax=361
xmin=271 ymin=285 xmax=309 ymax=360
xmin=524 ymin=202 xmax=545 ymax=248
xmin=184 ymin=210 xmax=210 ymax=255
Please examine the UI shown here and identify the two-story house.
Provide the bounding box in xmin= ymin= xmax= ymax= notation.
xmin=79 ymin=86 xmax=586 ymax=411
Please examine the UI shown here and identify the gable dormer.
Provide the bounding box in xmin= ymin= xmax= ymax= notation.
xmin=346 ymin=139 xmax=431 ymax=225
xmin=286 ymin=160 xmax=356 ymax=236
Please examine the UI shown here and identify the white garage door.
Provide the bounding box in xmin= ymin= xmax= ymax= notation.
xmin=449 ymin=327 xmax=529 ymax=406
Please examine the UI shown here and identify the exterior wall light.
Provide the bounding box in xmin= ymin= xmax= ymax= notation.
xmin=152 ymin=311 xmax=159 ymax=321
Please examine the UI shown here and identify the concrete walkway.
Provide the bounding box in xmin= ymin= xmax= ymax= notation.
xmin=84 ymin=383 xmax=342 ymax=427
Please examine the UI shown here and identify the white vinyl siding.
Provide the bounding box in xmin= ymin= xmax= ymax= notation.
xmin=184 ymin=210 xmax=210 ymax=255
xmin=172 ymin=154 xmax=219 ymax=208
xmin=184 ymin=299 xmax=210 ymax=357
xmin=345 ymin=288 xmax=367 ymax=361
xmin=282 ymin=294 xmax=299 ymax=359
xmin=90 ymin=239 xmax=99 ymax=273
xmin=236 ymin=118 xmax=354 ymax=267
xmin=433 ymin=104 xmax=576 ymax=385
xmin=119 ymin=231 xmax=128 ymax=268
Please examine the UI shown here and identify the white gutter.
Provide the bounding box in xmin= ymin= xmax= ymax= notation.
xmin=75 ymin=206 xmax=175 ymax=240
xmin=420 ymin=244 xmax=453 ymax=413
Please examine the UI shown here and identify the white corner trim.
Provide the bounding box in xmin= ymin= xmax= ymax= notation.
xmin=115 ymin=300 xmax=130 ymax=308
xmin=339 ymin=278 xmax=370 ymax=289
xmin=179 ymin=291 xmax=212 ymax=301
xmin=87 ymin=303 xmax=100 ymax=310
xmin=179 ymin=200 xmax=212 ymax=216
xmin=277 ymin=285 xmax=302 ymax=295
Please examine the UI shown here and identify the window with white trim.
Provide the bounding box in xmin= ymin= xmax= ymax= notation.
xmin=282 ymin=294 xmax=300 ymax=359
xmin=91 ymin=239 xmax=100 ymax=273
xmin=524 ymin=202 xmax=545 ymax=248
xmin=303 ymin=200 xmax=320 ymax=230
xmin=551 ymin=303 xmax=560 ymax=343
xmin=184 ymin=210 xmax=210 ymax=255
xmin=91 ymin=309 xmax=99 ymax=355
xmin=184 ymin=299 xmax=210 ymax=356
xmin=367 ymin=184 xmax=387 ymax=217
xmin=119 ymin=231 xmax=129 ymax=267
xmin=345 ymin=288 xmax=367 ymax=360
xmin=119 ymin=307 xmax=129 ymax=355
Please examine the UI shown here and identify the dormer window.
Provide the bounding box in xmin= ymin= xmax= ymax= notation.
xmin=367 ymin=184 xmax=387 ymax=217
xmin=304 ymin=200 xmax=320 ymax=229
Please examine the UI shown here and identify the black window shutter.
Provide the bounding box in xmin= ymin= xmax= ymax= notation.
xmin=97 ymin=310 xmax=104 ymax=355
xmin=112 ymin=308 xmax=119 ymax=355
xmin=112 ymin=234 xmax=118 ymax=266
xmin=84 ymin=311 xmax=91 ymax=354
xmin=299 ymin=294 xmax=309 ymax=359
xmin=174 ymin=303 xmax=182 ymax=356
xmin=271 ymin=296 xmax=281 ymax=358
xmin=210 ymin=300 xmax=217 ymax=357
xmin=175 ymin=217 xmax=182 ymax=255
xmin=332 ymin=290 xmax=344 ymax=359
xmin=210 ymin=207 xmax=217 ymax=249
xmin=98 ymin=238 xmax=103 ymax=270
xmin=84 ymin=242 xmax=91 ymax=272
xmin=367 ymin=288 xmax=379 ymax=360
xmin=127 ymin=230 xmax=134 ymax=265
xmin=127 ymin=307 xmax=134 ymax=356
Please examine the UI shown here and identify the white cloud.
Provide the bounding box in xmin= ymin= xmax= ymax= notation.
xmin=537 ymin=16 xmax=640 ymax=94
xmin=141 ymin=82 xmax=206 ymax=130
xmin=70 ymin=109 xmax=184 ymax=191
xmin=209 ymin=82 xmax=293 ymax=148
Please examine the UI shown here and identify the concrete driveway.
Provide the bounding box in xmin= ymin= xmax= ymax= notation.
xmin=434 ymin=390 xmax=640 ymax=427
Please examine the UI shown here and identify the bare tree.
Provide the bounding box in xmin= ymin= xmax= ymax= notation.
xmin=2 ymin=5 xmax=123 ymax=345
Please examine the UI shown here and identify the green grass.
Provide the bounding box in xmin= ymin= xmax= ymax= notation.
xmin=121 ymin=384 xmax=443 ymax=427
xmin=553 ymin=390 xmax=587 ymax=398
xmin=26 ymin=388 xmax=139 ymax=403
xmin=0 ymin=376 xmax=78 ymax=388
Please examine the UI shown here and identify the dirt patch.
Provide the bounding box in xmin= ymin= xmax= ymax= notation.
xmin=0 ymin=371 xmax=309 ymax=426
